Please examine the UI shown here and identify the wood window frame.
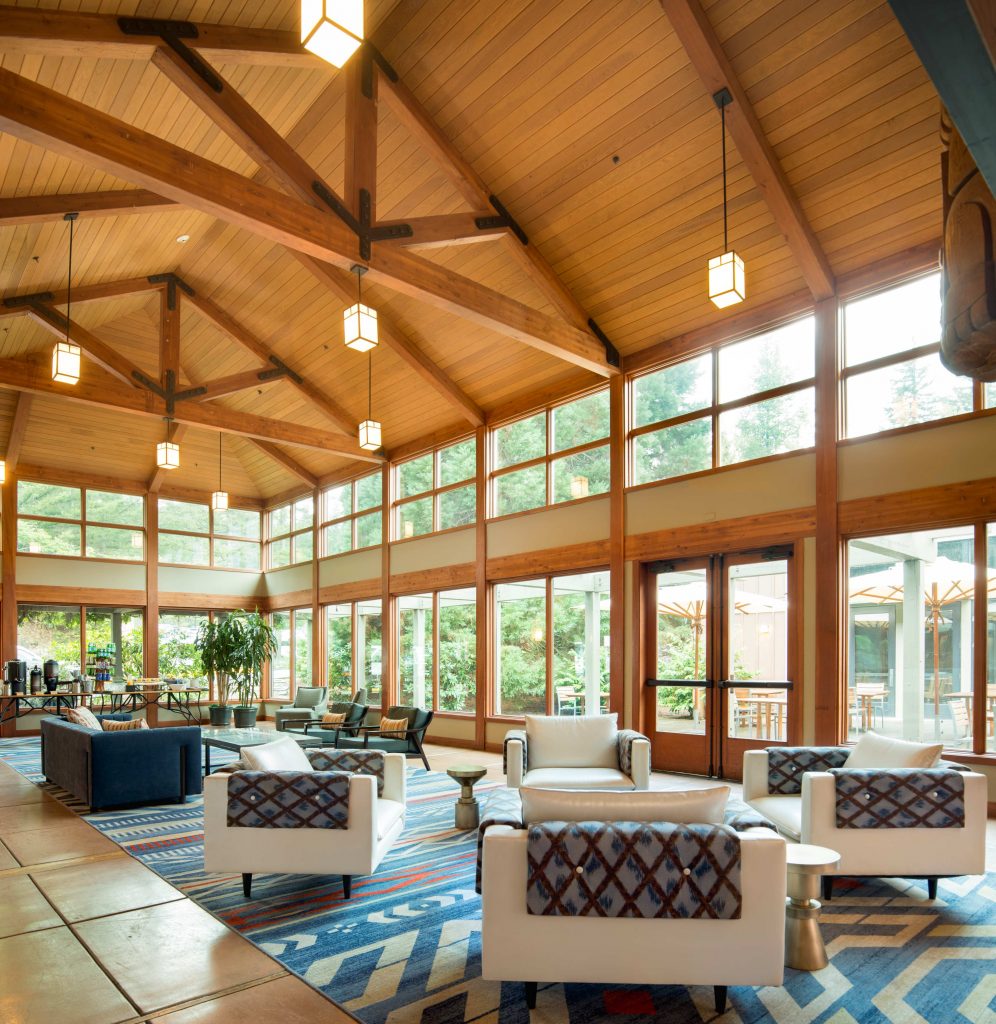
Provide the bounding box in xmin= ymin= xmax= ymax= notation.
xmin=319 ymin=469 xmax=384 ymax=558
xmin=158 ymin=498 xmax=261 ymax=571
xmin=393 ymin=437 xmax=477 ymax=541
xmin=265 ymin=497 xmax=313 ymax=569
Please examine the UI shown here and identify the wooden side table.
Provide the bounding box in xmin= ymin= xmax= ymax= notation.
xmin=785 ymin=844 xmax=840 ymax=971
xmin=446 ymin=765 xmax=487 ymax=829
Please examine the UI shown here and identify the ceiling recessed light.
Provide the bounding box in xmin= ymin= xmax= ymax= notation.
xmin=176 ymin=234 xmax=190 ymax=244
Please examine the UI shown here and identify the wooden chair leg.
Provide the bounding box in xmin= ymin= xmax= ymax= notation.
xmin=714 ymin=986 xmax=728 ymax=1014
xmin=413 ymin=736 xmax=431 ymax=771
xmin=242 ymin=873 xmax=252 ymax=898
xmin=524 ymin=982 xmax=537 ymax=1009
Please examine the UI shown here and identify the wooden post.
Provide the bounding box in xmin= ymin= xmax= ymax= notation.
xmin=609 ymin=375 xmax=626 ymax=722
xmin=973 ymin=522 xmax=988 ymax=752
xmin=312 ymin=486 xmax=321 ymax=688
xmin=144 ymin=493 xmax=159 ymax=679
xmin=1 ymin=472 xmax=17 ymax=737
xmin=474 ymin=425 xmax=488 ymax=749
xmin=380 ymin=462 xmax=392 ymax=715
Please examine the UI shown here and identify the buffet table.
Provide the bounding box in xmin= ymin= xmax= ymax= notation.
xmin=0 ymin=688 xmax=207 ymax=726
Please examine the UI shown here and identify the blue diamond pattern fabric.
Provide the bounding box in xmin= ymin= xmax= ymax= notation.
xmin=476 ymin=787 xmax=524 ymax=894
xmin=831 ymin=768 xmax=966 ymax=828
xmin=307 ymin=749 xmax=385 ymax=795
xmin=526 ymin=821 xmax=742 ymax=919
xmin=767 ymin=746 xmax=850 ymax=794
xmin=226 ymin=770 xmax=350 ymax=829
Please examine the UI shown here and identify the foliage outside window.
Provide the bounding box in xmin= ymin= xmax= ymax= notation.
xmin=842 ymin=273 xmax=977 ymax=437
xmin=630 ymin=317 xmax=815 ymax=485
xmin=494 ymin=571 xmax=610 ymax=716
xmin=268 ymin=607 xmax=313 ymax=701
xmin=398 ymin=588 xmax=476 ymax=713
xmin=17 ymin=483 xmax=144 ymax=560
xmin=323 ymin=598 xmax=383 ymax=705
xmin=492 ymin=391 xmax=609 ymax=517
xmin=395 ymin=438 xmax=476 ymax=539
xmin=158 ymin=499 xmax=260 ymax=570
xmin=267 ymin=495 xmax=314 ymax=568
xmin=159 ymin=611 xmax=209 ymax=681
xmin=322 ymin=471 xmax=383 ymax=556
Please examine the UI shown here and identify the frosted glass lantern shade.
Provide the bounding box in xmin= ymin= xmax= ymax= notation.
xmin=0 ymin=460 xmax=5 ymax=485
xmin=301 ymin=0 xmax=363 ymax=68
xmin=358 ymin=419 xmax=381 ymax=451
xmin=156 ymin=441 xmax=180 ymax=470
xmin=52 ymin=341 xmax=81 ymax=384
xmin=211 ymin=491 xmax=229 ymax=511
xmin=708 ymin=250 xmax=746 ymax=308
xmin=570 ymin=475 xmax=589 ymax=499
xmin=343 ymin=302 xmax=379 ymax=352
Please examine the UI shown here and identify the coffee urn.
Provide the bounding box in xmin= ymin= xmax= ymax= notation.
xmin=3 ymin=660 xmax=26 ymax=695
xmin=44 ymin=660 xmax=59 ymax=693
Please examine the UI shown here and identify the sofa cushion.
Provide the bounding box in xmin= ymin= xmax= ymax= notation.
xmin=379 ymin=716 xmax=409 ymax=734
xmin=520 ymin=784 xmax=729 ymax=825
xmin=242 ymin=737 xmax=312 ymax=772
xmin=293 ymin=687 xmax=326 ymax=709
xmin=64 ymin=705 xmax=102 ymax=730
xmin=102 ymin=718 xmax=148 ymax=732
xmin=748 ymin=795 xmax=802 ymax=841
xmin=387 ymin=705 xmax=419 ymax=727
xmin=321 ymin=712 xmax=347 ymax=726
xmin=844 ymin=731 xmax=942 ymax=770
xmin=522 ymin=767 xmax=634 ymax=790
xmin=524 ymin=713 xmax=618 ymax=769
xmin=375 ymin=799 xmax=405 ymax=840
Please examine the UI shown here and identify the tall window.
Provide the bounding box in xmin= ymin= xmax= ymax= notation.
xmin=494 ymin=570 xmax=610 ymax=716
xmin=397 ymin=588 xmax=476 ymax=713
xmin=630 ymin=317 xmax=815 ymax=484
xmin=158 ymin=611 xmax=208 ymax=679
xmin=492 ymin=390 xmax=610 ymax=517
xmin=395 ymin=437 xmax=476 ymax=539
xmin=158 ymin=499 xmax=260 ymax=570
xmin=322 ymin=598 xmax=383 ymax=705
xmin=322 ymin=471 xmax=382 ymax=555
xmin=269 ymin=607 xmax=313 ymax=701
xmin=842 ymin=273 xmax=975 ymax=437
xmin=17 ymin=483 xmax=144 ymax=560
xmin=268 ymin=495 xmax=314 ymax=568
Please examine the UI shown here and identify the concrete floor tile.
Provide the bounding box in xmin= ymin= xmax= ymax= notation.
xmin=0 ymin=875 xmax=62 ymax=938
xmin=32 ymin=854 xmax=185 ymax=922
xmin=0 ymin=838 xmax=19 ymax=870
xmin=0 ymin=926 xmax=135 ymax=1024
xmin=0 ymin=798 xmax=78 ymax=833
xmin=74 ymin=899 xmax=282 ymax=1014
xmin=3 ymin=820 xmax=122 ymax=866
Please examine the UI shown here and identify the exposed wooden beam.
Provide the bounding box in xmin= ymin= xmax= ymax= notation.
xmin=249 ymin=439 xmax=319 ymax=488
xmin=4 ymin=392 xmax=32 ymax=471
xmin=0 ymin=67 xmax=613 ymax=376
xmin=3 ymin=276 xmax=162 ymax=311
xmin=147 ymin=422 xmax=188 ymax=493
xmin=659 ymin=0 xmax=835 ymax=301
xmin=0 ymin=6 xmax=320 ymax=67
xmin=0 ymin=356 xmax=384 ymax=462
xmin=183 ymin=288 xmax=357 ymax=435
xmin=159 ymin=285 xmax=180 ymax=386
xmin=0 ymin=189 xmax=176 ymax=226
xmin=194 ymin=368 xmax=285 ymax=402
xmin=343 ymin=50 xmax=378 ymax=221
xmin=25 ymin=304 xmax=145 ymax=387
xmin=376 ymin=213 xmax=509 ymax=249
xmin=293 ymin=253 xmax=486 ymax=427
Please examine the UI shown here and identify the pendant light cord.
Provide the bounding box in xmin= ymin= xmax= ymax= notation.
xmin=65 ymin=213 xmax=77 ymax=341
xmin=721 ymin=99 xmax=728 ymax=252
xmin=218 ymin=432 xmax=223 ymax=490
xmin=367 ymin=350 xmax=372 ymax=419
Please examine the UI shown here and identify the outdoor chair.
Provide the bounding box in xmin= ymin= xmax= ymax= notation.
xmin=334 ymin=705 xmax=434 ymax=771
xmin=554 ymin=685 xmax=582 ymax=715
xmin=273 ymin=685 xmax=328 ymax=732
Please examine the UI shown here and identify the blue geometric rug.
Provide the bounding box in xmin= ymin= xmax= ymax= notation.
xmin=3 ymin=736 xmax=995 ymax=1024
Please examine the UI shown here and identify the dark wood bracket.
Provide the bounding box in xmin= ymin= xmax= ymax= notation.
xmin=147 ymin=272 xmax=195 ymax=310
xmin=3 ymin=291 xmax=54 ymax=308
xmin=587 ymin=318 xmax=620 ymax=368
xmin=267 ymin=355 xmax=302 ymax=385
xmin=477 ymin=194 xmax=528 ymax=246
xmin=132 ymin=368 xmax=206 ymax=415
xmin=119 ymin=18 xmax=223 ymax=93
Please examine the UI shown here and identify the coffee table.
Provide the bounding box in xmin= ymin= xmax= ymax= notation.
xmin=785 ymin=843 xmax=841 ymax=971
xmin=201 ymin=727 xmax=321 ymax=775
xmin=446 ymin=764 xmax=488 ymax=829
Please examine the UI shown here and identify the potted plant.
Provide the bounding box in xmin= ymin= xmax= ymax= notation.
xmin=231 ymin=609 xmax=277 ymax=729
xmin=196 ymin=618 xmax=238 ymax=727
xmin=659 ymin=685 xmax=695 ymax=719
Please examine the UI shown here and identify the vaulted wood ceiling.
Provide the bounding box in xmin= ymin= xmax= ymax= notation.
xmin=0 ymin=0 xmax=942 ymax=500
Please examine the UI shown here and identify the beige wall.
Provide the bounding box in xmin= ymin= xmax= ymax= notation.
xmin=390 ymin=528 xmax=474 ymax=575
xmin=488 ymin=497 xmax=610 ymax=557
xmin=319 ymin=548 xmax=380 ymax=588
xmin=160 ymin=564 xmax=264 ymax=600
xmin=262 ymin=563 xmax=311 ymax=598
xmin=16 ymin=554 xmax=145 ymax=591
xmin=426 ymin=715 xmax=475 ymax=744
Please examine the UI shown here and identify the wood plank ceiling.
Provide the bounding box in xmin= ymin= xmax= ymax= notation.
xmin=0 ymin=0 xmax=941 ymax=500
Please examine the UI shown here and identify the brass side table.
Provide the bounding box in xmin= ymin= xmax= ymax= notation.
xmin=785 ymin=844 xmax=841 ymax=970
xmin=446 ymin=764 xmax=488 ymax=829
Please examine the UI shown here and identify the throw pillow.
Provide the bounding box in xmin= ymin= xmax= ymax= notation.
xmin=321 ymin=712 xmax=347 ymax=726
xmin=519 ymin=785 xmax=730 ymax=825
xmin=242 ymin=736 xmax=313 ymax=772
xmin=844 ymin=731 xmax=943 ymax=769
xmin=102 ymin=718 xmax=149 ymax=732
xmin=524 ymin=713 xmax=619 ymax=769
xmin=379 ymin=716 xmax=409 ymax=734
xmin=64 ymin=706 xmax=103 ymax=730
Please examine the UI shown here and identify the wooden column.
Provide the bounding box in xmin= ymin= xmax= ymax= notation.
xmin=344 ymin=50 xmax=378 ymax=222
xmin=474 ymin=425 xmax=489 ymax=749
xmin=813 ymin=297 xmax=840 ymax=743
xmin=973 ymin=522 xmax=988 ymax=752
xmin=1 ymin=472 xmax=17 ymax=737
xmin=144 ymin=493 xmax=159 ymax=679
xmin=609 ymin=375 xmax=626 ymax=722
xmin=312 ymin=486 xmax=322 ymax=687
xmin=380 ymin=462 xmax=392 ymax=715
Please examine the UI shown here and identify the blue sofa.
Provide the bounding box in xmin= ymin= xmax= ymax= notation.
xmin=40 ymin=714 xmax=202 ymax=811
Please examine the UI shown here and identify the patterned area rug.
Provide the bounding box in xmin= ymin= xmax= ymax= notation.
xmin=3 ymin=736 xmax=995 ymax=1024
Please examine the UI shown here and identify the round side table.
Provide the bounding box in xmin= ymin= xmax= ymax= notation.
xmin=785 ymin=843 xmax=840 ymax=971
xmin=446 ymin=765 xmax=488 ymax=829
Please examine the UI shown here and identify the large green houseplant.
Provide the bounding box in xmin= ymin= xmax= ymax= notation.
xmin=196 ymin=618 xmax=238 ymax=727
xmin=231 ymin=610 xmax=278 ymax=728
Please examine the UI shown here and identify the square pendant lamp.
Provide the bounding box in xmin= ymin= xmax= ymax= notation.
xmin=156 ymin=440 xmax=180 ymax=471
xmin=52 ymin=212 xmax=82 ymax=384
xmin=708 ymin=88 xmax=745 ymax=309
xmin=301 ymin=0 xmax=363 ymax=68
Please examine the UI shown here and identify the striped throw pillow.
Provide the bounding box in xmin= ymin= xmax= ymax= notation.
xmin=102 ymin=718 xmax=149 ymax=732
xmin=64 ymin=706 xmax=102 ymax=730
xmin=321 ymin=712 xmax=347 ymax=726
xmin=379 ymin=716 xmax=409 ymax=734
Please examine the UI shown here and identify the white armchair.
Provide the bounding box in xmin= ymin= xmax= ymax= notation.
xmin=204 ymin=747 xmax=406 ymax=899
xmin=744 ymin=746 xmax=986 ymax=899
xmin=503 ymin=714 xmax=650 ymax=790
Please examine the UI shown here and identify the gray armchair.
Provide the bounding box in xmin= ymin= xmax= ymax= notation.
xmin=274 ymin=686 xmax=328 ymax=732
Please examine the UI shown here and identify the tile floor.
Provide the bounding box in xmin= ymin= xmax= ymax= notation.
xmin=2 ymin=733 xmax=995 ymax=1024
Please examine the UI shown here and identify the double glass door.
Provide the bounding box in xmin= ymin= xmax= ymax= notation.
xmin=644 ymin=549 xmax=796 ymax=778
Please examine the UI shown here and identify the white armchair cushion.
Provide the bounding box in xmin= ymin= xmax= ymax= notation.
xmin=522 ymin=768 xmax=633 ymax=790
xmin=525 ymin=713 xmax=618 ymax=769
xmin=520 ymin=785 xmax=729 ymax=825
xmin=844 ymin=731 xmax=942 ymax=769
xmin=242 ymin=736 xmax=313 ymax=772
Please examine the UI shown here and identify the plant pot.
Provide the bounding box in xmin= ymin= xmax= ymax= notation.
xmin=209 ymin=705 xmax=233 ymax=727
xmin=233 ymin=706 xmax=258 ymax=729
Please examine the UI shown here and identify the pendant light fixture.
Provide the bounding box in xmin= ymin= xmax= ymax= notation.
xmin=570 ymin=475 xmax=589 ymax=499
xmin=0 ymin=459 xmax=5 ymax=485
xmin=344 ymin=264 xmax=379 ymax=353
xmin=358 ymin=350 xmax=382 ymax=451
xmin=156 ymin=418 xmax=180 ymax=471
xmin=301 ymin=0 xmax=363 ymax=68
xmin=52 ymin=212 xmax=82 ymax=384
xmin=708 ymin=89 xmax=745 ymax=309
xmin=212 ymin=433 xmax=229 ymax=511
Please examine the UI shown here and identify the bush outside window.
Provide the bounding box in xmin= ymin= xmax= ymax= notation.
xmin=324 ymin=598 xmax=383 ymax=705
xmin=269 ymin=607 xmax=313 ymax=701
xmin=395 ymin=438 xmax=475 ymax=539
xmin=158 ymin=498 xmax=260 ymax=570
xmin=322 ymin=471 xmax=383 ymax=556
